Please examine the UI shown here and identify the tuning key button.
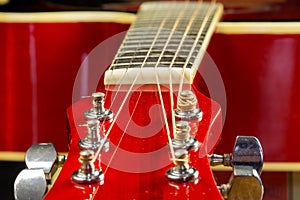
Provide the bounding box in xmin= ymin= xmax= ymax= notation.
xmin=72 ymin=150 xmax=104 ymax=184
xmin=218 ymin=166 xmax=264 ymax=200
xmin=14 ymin=169 xmax=47 ymax=200
xmin=84 ymin=92 xmax=113 ymax=122
xmin=25 ymin=143 xmax=58 ymax=180
xmin=214 ymin=136 xmax=264 ymax=200
xmin=232 ymin=136 xmax=263 ymax=175
xmin=174 ymin=90 xmax=203 ymax=121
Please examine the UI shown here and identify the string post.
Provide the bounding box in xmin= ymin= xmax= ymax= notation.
xmin=172 ymin=121 xmax=199 ymax=151
xmin=175 ymin=90 xmax=203 ymax=121
xmin=72 ymin=150 xmax=104 ymax=184
xmin=166 ymin=149 xmax=199 ymax=183
xmin=84 ymin=92 xmax=113 ymax=122
xmin=210 ymin=153 xmax=232 ymax=167
xmin=78 ymin=119 xmax=110 ymax=152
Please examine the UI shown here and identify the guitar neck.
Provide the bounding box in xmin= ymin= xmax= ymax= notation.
xmin=104 ymin=2 xmax=223 ymax=86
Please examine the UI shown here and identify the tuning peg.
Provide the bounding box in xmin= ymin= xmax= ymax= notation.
xmin=174 ymin=90 xmax=203 ymax=121
xmin=14 ymin=143 xmax=65 ymax=199
xmin=213 ymin=136 xmax=264 ymax=200
xmin=218 ymin=166 xmax=264 ymax=200
xmin=210 ymin=153 xmax=231 ymax=167
xmin=25 ymin=143 xmax=63 ymax=181
xmin=210 ymin=136 xmax=263 ymax=172
xmin=72 ymin=150 xmax=104 ymax=184
xmin=84 ymin=92 xmax=113 ymax=121
xmin=166 ymin=149 xmax=199 ymax=183
xmin=171 ymin=121 xmax=199 ymax=151
xmin=14 ymin=169 xmax=47 ymax=200
xmin=231 ymin=136 xmax=263 ymax=175
xmin=78 ymin=119 xmax=110 ymax=152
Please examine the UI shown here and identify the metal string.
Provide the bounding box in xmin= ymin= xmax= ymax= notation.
xmin=92 ymin=4 xmax=174 ymax=163
xmin=103 ymin=90 xmax=142 ymax=174
xmin=177 ymin=0 xmax=217 ymax=97
xmin=152 ymin=2 xmax=192 ymax=163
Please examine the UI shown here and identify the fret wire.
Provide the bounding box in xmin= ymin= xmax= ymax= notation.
xmin=113 ymin=54 xmax=197 ymax=60
xmin=110 ymin=2 xmax=216 ymax=71
xmin=163 ymin=2 xmax=203 ymax=76
xmin=94 ymin=2 xmax=180 ymax=164
xmin=178 ymin=1 xmax=217 ymax=95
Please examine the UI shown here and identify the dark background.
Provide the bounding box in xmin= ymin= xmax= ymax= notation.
xmin=0 ymin=162 xmax=26 ymax=199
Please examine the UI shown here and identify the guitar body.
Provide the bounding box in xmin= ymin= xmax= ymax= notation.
xmin=0 ymin=14 xmax=132 ymax=152
xmin=44 ymin=86 xmax=223 ymax=199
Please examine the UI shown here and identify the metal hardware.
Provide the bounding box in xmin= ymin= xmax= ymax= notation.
xmin=25 ymin=143 xmax=59 ymax=180
xmin=174 ymin=90 xmax=203 ymax=121
xmin=231 ymin=136 xmax=263 ymax=175
xmin=210 ymin=153 xmax=231 ymax=167
xmin=213 ymin=136 xmax=264 ymax=200
xmin=166 ymin=149 xmax=199 ymax=182
xmin=14 ymin=169 xmax=47 ymax=200
xmin=72 ymin=150 xmax=104 ymax=184
xmin=78 ymin=119 xmax=109 ymax=152
xmin=171 ymin=121 xmax=199 ymax=151
xmin=14 ymin=143 xmax=65 ymax=200
xmin=84 ymin=92 xmax=113 ymax=121
xmin=218 ymin=166 xmax=264 ymax=200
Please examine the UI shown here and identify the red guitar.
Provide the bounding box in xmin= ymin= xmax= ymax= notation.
xmin=14 ymin=2 xmax=263 ymax=200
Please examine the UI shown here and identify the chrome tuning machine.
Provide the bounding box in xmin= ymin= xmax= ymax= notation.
xmin=167 ymin=94 xmax=202 ymax=183
xmin=171 ymin=121 xmax=199 ymax=151
xmin=211 ymin=136 xmax=264 ymax=200
xmin=14 ymin=143 xmax=65 ymax=200
xmin=72 ymin=150 xmax=104 ymax=184
xmin=84 ymin=92 xmax=113 ymax=122
xmin=78 ymin=119 xmax=109 ymax=152
xmin=174 ymin=90 xmax=203 ymax=121
xmin=166 ymin=149 xmax=199 ymax=183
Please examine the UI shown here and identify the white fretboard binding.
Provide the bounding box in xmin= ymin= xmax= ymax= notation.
xmin=104 ymin=2 xmax=223 ymax=85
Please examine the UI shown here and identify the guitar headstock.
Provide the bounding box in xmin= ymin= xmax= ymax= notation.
xmin=46 ymin=84 xmax=224 ymax=199
xmin=37 ymin=86 xmax=262 ymax=200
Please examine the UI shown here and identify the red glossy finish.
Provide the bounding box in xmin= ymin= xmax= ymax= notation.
xmin=0 ymin=22 xmax=130 ymax=152
xmin=44 ymin=85 xmax=223 ymax=199
xmin=206 ymin=34 xmax=300 ymax=162
xmin=1 ymin=14 xmax=300 ymax=164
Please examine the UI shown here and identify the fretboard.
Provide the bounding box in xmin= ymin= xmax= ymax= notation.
xmin=104 ymin=2 xmax=223 ymax=85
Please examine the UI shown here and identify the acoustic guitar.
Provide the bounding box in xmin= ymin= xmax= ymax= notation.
xmin=13 ymin=1 xmax=264 ymax=200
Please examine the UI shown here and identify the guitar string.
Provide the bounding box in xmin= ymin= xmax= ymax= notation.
xmin=94 ymin=0 xmax=215 ymax=167
xmin=103 ymin=90 xmax=142 ymax=175
xmin=99 ymin=4 xmax=177 ymax=167
xmin=152 ymin=2 xmax=192 ymax=163
xmin=167 ymin=0 xmax=203 ymax=87
xmin=177 ymin=0 xmax=217 ymax=97
xmin=100 ymin=2 xmax=194 ymax=169
xmin=172 ymin=0 xmax=215 ymax=163
xmin=169 ymin=0 xmax=206 ymax=163
xmin=166 ymin=1 xmax=215 ymax=161
xmin=164 ymin=3 xmax=204 ymax=157
xmin=91 ymin=5 xmax=174 ymax=163
xmin=95 ymin=16 xmax=146 ymax=141
xmin=102 ymin=3 xmax=179 ymax=168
